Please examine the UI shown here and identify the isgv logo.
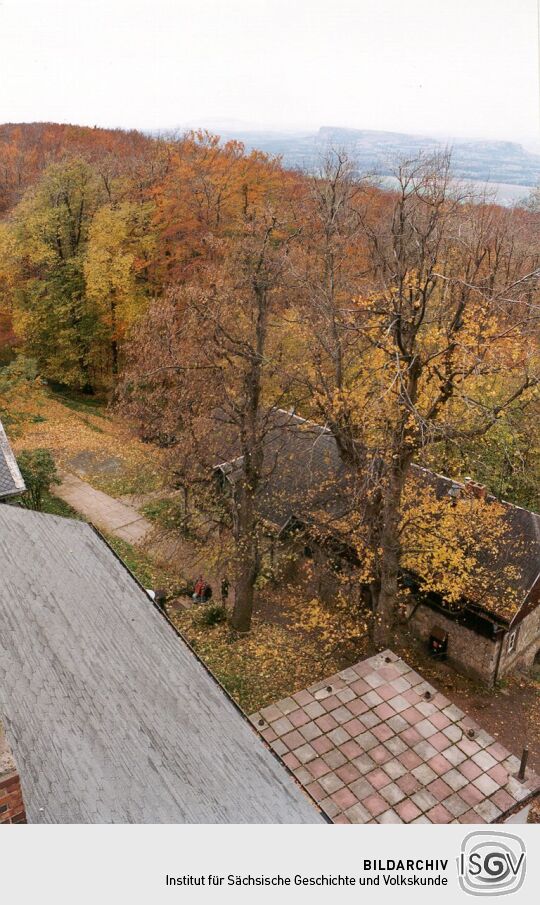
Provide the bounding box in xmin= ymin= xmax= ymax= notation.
xmin=458 ymin=832 xmax=526 ymax=896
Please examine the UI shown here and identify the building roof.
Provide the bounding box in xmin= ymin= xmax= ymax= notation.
xmin=0 ymin=505 xmax=323 ymax=824
xmin=249 ymin=650 xmax=540 ymax=824
xmin=0 ymin=419 xmax=25 ymax=499
xmin=217 ymin=409 xmax=540 ymax=623
xmin=215 ymin=409 xmax=354 ymax=530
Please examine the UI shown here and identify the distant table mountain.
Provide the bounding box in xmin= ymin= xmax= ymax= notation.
xmin=217 ymin=126 xmax=540 ymax=189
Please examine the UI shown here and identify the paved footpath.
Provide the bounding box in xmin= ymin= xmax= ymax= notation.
xmin=56 ymin=472 xmax=152 ymax=544
xmin=55 ymin=473 xmax=226 ymax=601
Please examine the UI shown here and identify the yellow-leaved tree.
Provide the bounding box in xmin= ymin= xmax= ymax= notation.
xmin=84 ymin=201 xmax=157 ymax=379
xmin=288 ymin=151 xmax=540 ymax=644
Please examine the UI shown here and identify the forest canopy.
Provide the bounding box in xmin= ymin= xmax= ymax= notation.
xmin=0 ymin=122 xmax=538 ymax=637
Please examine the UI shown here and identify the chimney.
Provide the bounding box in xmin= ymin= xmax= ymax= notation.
xmin=464 ymin=478 xmax=487 ymax=500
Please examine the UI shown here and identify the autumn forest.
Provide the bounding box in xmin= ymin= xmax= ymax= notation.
xmin=1 ymin=121 xmax=539 ymax=639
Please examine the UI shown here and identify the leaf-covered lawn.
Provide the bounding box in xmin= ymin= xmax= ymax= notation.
xmin=168 ymin=590 xmax=370 ymax=714
xmin=7 ymin=382 xmax=165 ymax=496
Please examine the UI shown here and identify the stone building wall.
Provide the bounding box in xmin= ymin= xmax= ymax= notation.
xmin=499 ymin=606 xmax=540 ymax=677
xmin=0 ymin=724 xmax=26 ymax=824
xmin=271 ymin=534 xmax=540 ymax=685
xmin=0 ymin=770 xmax=26 ymax=824
xmin=407 ymin=603 xmax=501 ymax=684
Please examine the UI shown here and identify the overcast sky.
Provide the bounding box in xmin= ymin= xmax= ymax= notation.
xmin=1 ymin=0 xmax=539 ymax=143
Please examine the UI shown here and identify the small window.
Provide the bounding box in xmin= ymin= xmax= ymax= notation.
xmin=507 ymin=630 xmax=518 ymax=653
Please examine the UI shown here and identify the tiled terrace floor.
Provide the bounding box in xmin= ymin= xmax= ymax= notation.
xmin=250 ymin=650 xmax=539 ymax=824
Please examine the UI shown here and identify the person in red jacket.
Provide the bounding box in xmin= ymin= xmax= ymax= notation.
xmin=192 ymin=575 xmax=205 ymax=603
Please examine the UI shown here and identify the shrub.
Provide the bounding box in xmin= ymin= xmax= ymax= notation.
xmin=141 ymin=497 xmax=197 ymax=539
xmin=17 ymin=448 xmax=60 ymax=511
xmin=0 ymin=356 xmax=38 ymax=390
xmin=197 ymin=604 xmax=227 ymax=627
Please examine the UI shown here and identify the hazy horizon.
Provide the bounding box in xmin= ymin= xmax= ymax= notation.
xmin=2 ymin=0 xmax=539 ymax=146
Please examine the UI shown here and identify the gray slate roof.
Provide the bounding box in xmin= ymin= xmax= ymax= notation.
xmin=0 ymin=505 xmax=322 ymax=824
xmin=0 ymin=419 xmax=25 ymax=499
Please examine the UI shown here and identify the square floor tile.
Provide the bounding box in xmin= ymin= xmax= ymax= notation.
xmin=370 ymin=745 xmax=392 ymax=765
xmin=282 ymin=729 xmax=304 ymax=750
xmin=427 ymin=754 xmax=452 ymax=776
xmin=356 ymin=730 xmax=378 ymax=751
xmin=295 ymin=743 xmax=317 ymax=764
xmin=444 ymin=792 xmax=469 ymax=818
xmin=377 ymin=809 xmax=403 ymax=824
xmin=305 ymin=780 xmax=325 ymax=801
xmin=459 ymin=784 xmax=484 ymax=807
xmin=396 ymin=773 xmax=421 ymax=795
xmin=316 ymin=713 xmax=339 ymax=733
xmin=395 ymin=799 xmax=422 ymax=822
xmin=342 ymin=739 xmax=363 ymax=760
xmin=307 ymin=758 xmax=332 ymax=779
xmin=472 ymin=750 xmax=497 ymax=771
xmin=331 ymin=787 xmax=359 ymax=811
xmin=361 ymin=793 xmax=388 ymax=817
xmin=270 ymin=716 xmax=294 ymax=736
xmin=311 ymin=735 xmax=334 ymax=756
xmin=473 ymin=774 xmax=499 ymax=796
xmin=350 ymin=777 xmax=376 ymax=799
xmin=373 ymin=723 xmax=394 ymax=742
xmin=319 ymin=773 xmax=345 ymax=794
xmin=352 ymin=754 xmax=376 ymax=775
xmin=347 ymin=698 xmax=369 ymax=717
xmin=323 ymin=749 xmax=347 ymax=769
xmin=366 ymin=768 xmax=391 ymax=790
xmin=319 ymin=796 xmax=340 ymax=818
xmin=474 ymin=800 xmax=502 ymax=822
xmin=299 ymin=722 xmax=323 ymax=743
xmin=328 ymin=727 xmax=350 ymax=746
xmin=304 ymin=701 xmax=325 ymax=719
xmin=336 ymin=762 xmax=361 ymax=784
xmin=382 ymin=759 xmax=407 ymax=780
xmin=443 ymin=768 xmax=468 ymax=791
xmin=293 ymin=690 xmax=314 ymax=707
xmin=380 ymin=782 xmax=406 ymax=806
xmin=411 ymin=789 xmax=437 ymax=812
xmin=444 ymin=745 xmax=467 ymax=767
xmin=488 ymin=764 xmax=508 ymax=786
xmin=359 ymin=712 xmax=380 ymax=729
xmin=430 ymin=732 xmax=452 ymax=752
xmin=427 ymin=778 xmax=452 ymax=801
xmin=289 ymin=709 xmax=311 ymax=728
xmin=388 ymin=715 xmax=408 ymax=733
xmin=425 ymin=803 xmax=452 ymax=824
xmin=344 ymin=802 xmax=371 ymax=823
xmin=400 ymin=749 xmax=422 ymax=770
xmin=343 ymin=718 xmax=363 ymax=737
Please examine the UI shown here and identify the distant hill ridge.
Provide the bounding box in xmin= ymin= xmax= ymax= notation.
xmin=217 ymin=125 xmax=540 ymax=188
xmin=2 ymin=122 xmax=539 ymax=199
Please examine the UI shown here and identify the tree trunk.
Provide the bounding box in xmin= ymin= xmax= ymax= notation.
xmin=371 ymin=465 xmax=406 ymax=648
xmin=232 ymin=557 xmax=258 ymax=632
xmin=110 ymin=291 xmax=119 ymax=378
xmin=111 ymin=338 xmax=119 ymax=379
xmin=230 ymin=487 xmax=259 ymax=633
xmin=228 ymin=272 xmax=268 ymax=633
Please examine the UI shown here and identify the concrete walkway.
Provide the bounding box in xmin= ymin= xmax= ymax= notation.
xmin=56 ymin=472 xmax=152 ymax=544
xmin=55 ymin=473 xmax=226 ymax=601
